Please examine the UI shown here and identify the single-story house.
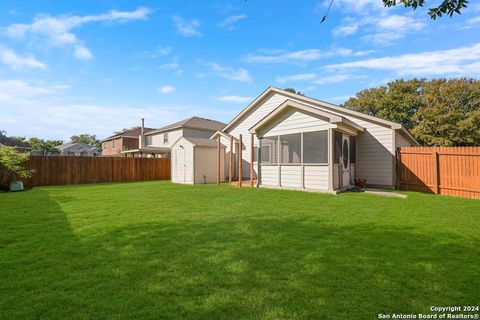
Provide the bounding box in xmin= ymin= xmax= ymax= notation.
xmin=122 ymin=117 xmax=226 ymax=158
xmin=210 ymin=86 xmax=418 ymax=192
xmin=171 ymin=137 xmax=225 ymax=184
xmin=0 ymin=134 xmax=32 ymax=153
xmin=57 ymin=142 xmax=101 ymax=157
xmin=101 ymin=126 xmax=154 ymax=156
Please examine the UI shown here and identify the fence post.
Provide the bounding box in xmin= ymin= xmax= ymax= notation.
xmin=433 ymin=148 xmax=439 ymax=194
xmin=396 ymin=147 xmax=401 ymax=190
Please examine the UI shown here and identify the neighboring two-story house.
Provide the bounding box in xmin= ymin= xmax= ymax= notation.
xmin=121 ymin=117 xmax=226 ymax=157
xmin=101 ymin=127 xmax=154 ymax=156
xmin=57 ymin=142 xmax=100 ymax=156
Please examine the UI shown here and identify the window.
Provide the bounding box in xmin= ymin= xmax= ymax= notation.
xmin=280 ymin=133 xmax=301 ymax=164
xmin=260 ymin=137 xmax=278 ymax=164
xmin=163 ymin=132 xmax=169 ymax=144
xmin=303 ymin=131 xmax=328 ymax=163
xmin=112 ymin=139 xmax=115 ymax=149
xmin=146 ymin=136 xmax=152 ymax=146
xmin=349 ymin=136 xmax=356 ymax=163
xmin=333 ymin=131 xmax=342 ymax=164
xmin=102 ymin=142 xmax=106 ymax=150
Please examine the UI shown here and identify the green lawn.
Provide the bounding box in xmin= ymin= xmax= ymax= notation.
xmin=1 ymin=181 xmax=479 ymax=319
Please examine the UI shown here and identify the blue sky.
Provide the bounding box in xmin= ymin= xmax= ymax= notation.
xmin=1 ymin=0 xmax=480 ymax=140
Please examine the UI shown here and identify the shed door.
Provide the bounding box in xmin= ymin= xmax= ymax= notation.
xmin=341 ymin=134 xmax=351 ymax=188
xmin=176 ymin=146 xmax=186 ymax=183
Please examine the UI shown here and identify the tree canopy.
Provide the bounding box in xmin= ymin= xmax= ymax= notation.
xmin=382 ymin=0 xmax=469 ymax=19
xmin=70 ymin=134 xmax=101 ymax=148
xmin=341 ymin=78 xmax=480 ymax=146
xmin=29 ymin=138 xmax=63 ymax=155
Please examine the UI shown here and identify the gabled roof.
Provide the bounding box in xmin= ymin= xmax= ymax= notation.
xmin=223 ymin=86 xmax=419 ymax=145
xmin=145 ymin=117 xmax=226 ymax=136
xmin=0 ymin=135 xmax=31 ymax=149
xmin=249 ymin=99 xmax=365 ymax=134
xmin=102 ymin=127 xmax=155 ymax=142
xmin=57 ymin=142 xmax=99 ymax=151
xmin=210 ymin=131 xmax=239 ymax=142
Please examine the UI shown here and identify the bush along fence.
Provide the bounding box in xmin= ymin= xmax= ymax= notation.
xmin=396 ymin=147 xmax=480 ymax=199
xmin=22 ymin=156 xmax=171 ymax=187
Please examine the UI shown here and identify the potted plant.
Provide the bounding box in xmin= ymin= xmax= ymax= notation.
xmin=354 ymin=178 xmax=367 ymax=188
xmin=0 ymin=147 xmax=34 ymax=192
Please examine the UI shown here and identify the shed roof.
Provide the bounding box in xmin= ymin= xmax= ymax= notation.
xmin=145 ymin=117 xmax=226 ymax=136
xmin=183 ymin=137 xmax=223 ymax=148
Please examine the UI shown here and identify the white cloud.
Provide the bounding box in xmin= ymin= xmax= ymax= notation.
xmin=276 ymin=73 xmax=317 ymax=84
xmin=325 ymin=43 xmax=480 ymax=76
xmin=205 ymin=63 xmax=252 ymax=82
xmin=332 ymin=23 xmax=359 ymax=36
xmin=0 ymin=79 xmax=69 ymax=104
xmin=244 ymin=47 xmax=372 ymax=64
xmin=218 ymin=95 xmax=252 ymax=103
xmin=0 ymin=46 xmax=46 ymax=70
xmin=219 ymin=14 xmax=247 ymax=30
xmin=314 ymin=74 xmax=350 ymax=84
xmin=363 ymin=14 xmax=425 ymax=44
xmin=74 ymin=45 xmax=93 ymax=60
xmin=158 ymin=86 xmax=175 ymax=94
xmin=0 ymin=78 xmax=232 ymax=140
xmin=5 ymin=7 xmax=151 ymax=59
xmin=172 ymin=16 xmax=202 ymax=37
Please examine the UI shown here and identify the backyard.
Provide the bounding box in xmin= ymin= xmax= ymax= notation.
xmin=1 ymin=181 xmax=479 ymax=319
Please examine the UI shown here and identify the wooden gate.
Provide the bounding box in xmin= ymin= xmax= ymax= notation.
xmin=396 ymin=147 xmax=480 ymax=199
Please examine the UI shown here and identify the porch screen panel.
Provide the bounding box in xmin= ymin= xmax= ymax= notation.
xmin=303 ymin=131 xmax=328 ymax=164
xmin=261 ymin=137 xmax=278 ymax=164
xmin=280 ymin=133 xmax=301 ymax=164
xmin=333 ymin=131 xmax=342 ymax=164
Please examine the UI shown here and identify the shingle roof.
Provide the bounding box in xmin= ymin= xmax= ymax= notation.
xmin=183 ymin=137 xmax=221 ymax=148
xmin=0 ymin=134 xmax=31 ymax=149
xmin=145 ymin=117 xmax=226 ymax=136
xmin=102 ymin=127 xmax=155 ymax=142
xmin=57 ymin=142 xmax=99 ymax=151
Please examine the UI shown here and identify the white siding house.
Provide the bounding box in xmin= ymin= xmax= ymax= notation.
xmin=212 ymin=87 xmax=419 ymax=192
xmin=171 ymin=137 xmax=225 ymax=184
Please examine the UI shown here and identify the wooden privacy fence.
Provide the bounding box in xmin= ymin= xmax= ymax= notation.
xmin=22 ymin=156 xmax=170 ymax=187
xmin=396 ymin=147 xmax=480 ymax=199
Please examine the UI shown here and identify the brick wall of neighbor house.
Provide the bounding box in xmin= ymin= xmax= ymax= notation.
xmin=102 ymin=138 xmax=121 ymax=156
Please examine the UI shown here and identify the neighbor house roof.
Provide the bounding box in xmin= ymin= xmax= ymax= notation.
xmin=102 ymin=127 xmax=155 ymax=142
xmin=222 ymin=86 xmax=419 ymax=145
xmin=145 ymin=117 xmax=226 ymax=136
xmin=0 ymin=135 xmax=31 ymax=149
xmin=57 ymin=142 xmax=99 ymax=151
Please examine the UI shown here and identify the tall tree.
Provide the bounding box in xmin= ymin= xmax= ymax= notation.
xmin=342 ymin=78 xmax=480 ymax=146
xmin=70 ymin=134 xmax=101 ymax=148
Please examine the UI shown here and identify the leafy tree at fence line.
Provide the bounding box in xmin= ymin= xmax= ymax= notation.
xmin=29 ymin=138 xmax=63 ymax=155
xmin=70 ymin=134 xmax=101 ymax=149
xmin=0 ymin=146 xmax=34 ymax=186
xmin=341 ymin=78 xmax=480 ymax=146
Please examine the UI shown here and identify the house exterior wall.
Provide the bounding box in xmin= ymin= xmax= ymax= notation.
xmin=60 ymin=145 xmax=98 ymax=156
xmin=147 ymin=129 xmax=184 ymax=148
xmin=194 ymin=146 xmax=225 ymax=184
xmin=102 ymin=137 xmax=138 ymax=156
xmin=228 ymin=93 xmax=288 ymax=178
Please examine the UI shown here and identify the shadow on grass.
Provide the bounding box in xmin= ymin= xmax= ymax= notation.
xmin=1 ymin=189 xmax=479 ymax=319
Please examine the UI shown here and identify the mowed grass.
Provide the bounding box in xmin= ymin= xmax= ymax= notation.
xmin=1 ymin=181 xmax=479 ymax=319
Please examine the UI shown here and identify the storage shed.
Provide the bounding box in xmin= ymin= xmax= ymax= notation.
xmin=171 ymin=137 xmax=225 ymax=184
